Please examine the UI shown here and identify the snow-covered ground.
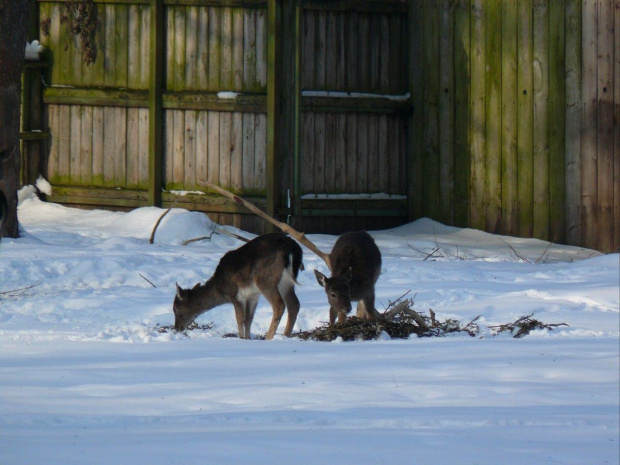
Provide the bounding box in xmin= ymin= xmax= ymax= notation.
xmin=1 ymin=187 xmax=618 ymax=465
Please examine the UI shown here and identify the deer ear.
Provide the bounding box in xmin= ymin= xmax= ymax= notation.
xmin=345 ymin=267 xmax=353 ymax=283
xmin=314 ymin=269 xmax=327 ymax=288
xmin=176 ymin=283 xmax=184 ymax=299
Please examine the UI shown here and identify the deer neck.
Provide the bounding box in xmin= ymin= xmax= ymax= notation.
xmin=190 ymin=278 xmax=229 ymax=311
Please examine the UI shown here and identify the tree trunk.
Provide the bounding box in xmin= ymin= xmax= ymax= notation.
xmin=0 ymin=0 xmax=30 ymax=238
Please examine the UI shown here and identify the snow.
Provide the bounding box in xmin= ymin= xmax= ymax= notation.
xmin=1 ymin=187 xmax=618 ymax=465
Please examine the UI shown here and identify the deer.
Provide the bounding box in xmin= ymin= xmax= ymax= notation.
xmin=173 ymin=232 xmax=303 ymax=340
xmin=198 ymin=181 xmax=383 ymax=326
xmin=313 ymin=231 xmax=382 ymax=325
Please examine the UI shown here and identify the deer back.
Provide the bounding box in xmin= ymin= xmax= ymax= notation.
xmin=329 ymin=231 xmax=381 ymax=297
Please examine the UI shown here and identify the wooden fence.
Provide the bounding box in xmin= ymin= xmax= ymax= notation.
xmin=20 ymin=0 xmax=619 ymax=252
xmin=410 ymin=0 xmax=619 ymax=253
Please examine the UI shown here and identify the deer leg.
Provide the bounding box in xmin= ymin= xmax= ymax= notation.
xmin=232 ymin=299 xmax=248 ymax=339
xmin=243 ymin=295 xmax=259 ymax=340
xmin=281 ymin=287 xmax=300 ymax=337
xmin=359 ymin=292 xmax=379 ymax=321
xmin=337 ymin=310 xmax=347 ymax=324
xmin=265 ymin=296 xmax=285 ymax=340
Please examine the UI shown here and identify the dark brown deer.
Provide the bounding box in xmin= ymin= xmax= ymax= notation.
xmin=173 ymin=232 xmax=303 ymax=340
xmin=314 ymin=231 xmax=382 ymax=325
xmin=197 ymin=181 xmax=383 ymax=326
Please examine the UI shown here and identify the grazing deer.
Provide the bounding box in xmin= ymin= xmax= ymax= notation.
xmin=197 ymin=181 xmax=383 ymax=326
xmin=173 ymin=232 xmax=303 ymax=340
xmin=313 ymin=231 xmax=382 ymax=325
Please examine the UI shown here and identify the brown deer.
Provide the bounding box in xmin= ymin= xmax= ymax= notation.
xmin=313 ymin=231 xmax=382 ymax=325
xmin=173 ymin=232 xmax=303 ymax=340
xmin=198 ymin=181 xmax=383 ymax=326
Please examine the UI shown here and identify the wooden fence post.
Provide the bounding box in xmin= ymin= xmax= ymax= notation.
xmin=266 ymin=0 xmax=281 ymax=231
xmin=148 ymin=0 xmax=164 ymax=207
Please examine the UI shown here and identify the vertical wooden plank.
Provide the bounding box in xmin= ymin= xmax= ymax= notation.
xmin=313 ymin=113 xmax=326 ymax=192
xmin=232 ymin=8 xmax=244 ymax=91
xmin=219 ymin=111 xmax=232 ymax=187
xmin=335 ymin=114 xmax=347 ymax=192
xmin=242 ymin=113 xmax=256 ymax=189
xmin=244 ymin=10 xmax=257 ymax=91
xmin=501 ymin=0 xmax=518 ymax=235
xmin=115 ymin=108 xmax=127 ymax=188
xmin=172 ymin=110 xmax=185 ymax=189
xmin=581 ymin=0 xmax=598 ymax=249
xmin=70 ymin=106 xmax=81 ymax=184
xmin=356 ymin=114 xmax=369 ymax=193
xmin=174 ymin=6 xmax=186 ymax=91
xmin=597 ymin=0 xmax=614 ymax=252
xmin=58 ymin=4 xmax=73 ymax=85
xmin=164 ymin=112 xmax=174 ymax=188
xmin=115 ymin=4 xmax=128 ymax=88
xmin=346 ymin=11 xmax=359 ymax=91
xmin=47 ymin=105 xmax=59 ymax=181
xmin=126 ymin=108 xmax=139 ymax=188
xmin=57 ymin=106 xmax=71 ymax=184
xmin=324 ymin=114 xmax=337 ymax=193
xmin=565 ymin=0 xmax=581 ymax=245
xmin=409 ymin=0 xmax=424 ymax=219
xmin=369 ymin=15 xmax=380 ymax=92
xmin=345 ymin=114 xmax=357 ymax=192
xmin=92 ymin=106 xmax=104 ymax=186
xmin=453 ymin=0 xmax=471 ymax=226
xmin=614 ymin=0 xmax=620 ymax=252
xmin=336 ymin=12 xmax=346 ymax=90
xmin=440 ymin=0 xmax=456 ymax=225
xmin=220 ymin=7 xmax=233 ymax=90
xmin=387 ymin=116 xmax=400 ymax=194
xmin=548 ymin=0 xmax=566 ymax=244
xmin=166 ymin=3 xmax=176 ymax=89
xmin=517 ymin=0 xmax=533 ymax=237
xmin=79 ymin=106 xmax=93 ymax=186
xmin=254 ymin=113 xmax=266 ymax=190
xmin=128 ymin=4 xmax=141 ymax=88
xmin=302 ymin=10 xmax=315 ymax=89
xmin=140 ymin=5 xmax=151 ymax=89
xmin=231 ymin=112 xmax=243 ymax=191
xmin=367 ymin=115 xmax=380 ymax=192
xmin=377 ymin=114 xmax=389 ymax=193
xmin=208 ymin=7 xmax=221 ymax=91
xmin=389 ymin=14 xmax=402 ymax=94
xmin=184 ymin=110 xmax=196 ymax=188
xmin=266 ymin=0 xmax=280 ymax=226
xmin=207 ymin=111 xmax=220 ymax=186
xmin=358 ymin=13 xmax=370 ymax=91
xmin=301 ymin=113 xmax=314 ymax=193
xmin=256 ymin=8 xmax=267 ymax=89
xmin=185 ymin=6 xmax=198 ymax=90
xmin=326 ymin=11 xmax=338 ymax=89
xmin=423 ymin=0 xmax=440 ymax=218
xmin=485 ymin=0 xmax=501 ymax=232
xmin=103 ymin=106 xmax=116 ymax=186
xmin=149 ymin=0 xmax=164 ymax=205
xmin=195 ymin=111 xmax=208 ymax=185
xmin=532 ymin=0 xmax=549 ymax=240
xmin=138 ymin=108 xmax=149 ymax=188
xmin=197 ymin=7 xmax=209 ymax=89
xmin=315 ymin=10 xmax=326 ymax=89
xmin=379 ymin=15 xmax=390 ymax=93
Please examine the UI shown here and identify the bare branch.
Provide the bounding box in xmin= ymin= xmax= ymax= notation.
xmin=0 ymin=281 xmax=41 ymax=297
xmin=198 ymin=180 xmax=332 ymax=270
xmin=150 ymin=208 xmax=171 ymax=244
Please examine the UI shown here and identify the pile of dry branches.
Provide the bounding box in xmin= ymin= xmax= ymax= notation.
xmin=295 ymin=293 xmax=481 ymax=342
xmin=489 ymin=313 xmax=569 ymax=338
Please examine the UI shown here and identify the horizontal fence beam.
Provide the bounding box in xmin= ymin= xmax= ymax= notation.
xmin=37 ymin=0 xmax=267 ymax=7
xmin=302 ymin=0 xmax=407 ymax=14
xmin=44 ymin=87 xmax=410 ymax=114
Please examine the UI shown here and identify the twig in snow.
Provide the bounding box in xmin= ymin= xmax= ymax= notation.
xmin=139 ymin=274 xmax=156 ymax=288
xmin=0 ymin=281 xmax=41 ymax=297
